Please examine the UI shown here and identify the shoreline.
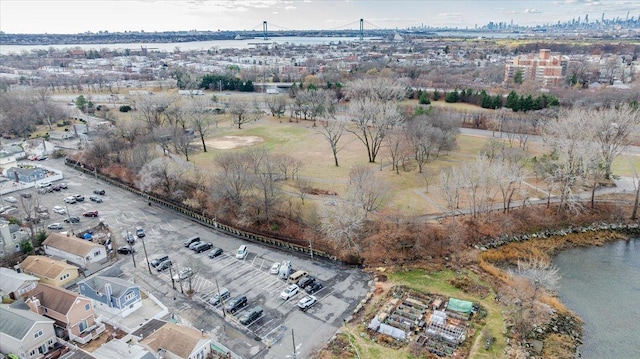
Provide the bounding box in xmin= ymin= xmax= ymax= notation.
xmin=479 ymin=224 xmax=639 ymax=357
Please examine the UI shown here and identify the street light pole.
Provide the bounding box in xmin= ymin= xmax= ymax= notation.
xmin=127 ymin=230 xmax=136 ymax=268
xmin=139 ymin=234 xmax=151 ymax=275
xmin=63 ymin=201 xmax=75 ymax=236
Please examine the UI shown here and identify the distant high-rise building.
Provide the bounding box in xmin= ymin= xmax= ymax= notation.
xmin=504 ymin=49 xmax=568 ymax=87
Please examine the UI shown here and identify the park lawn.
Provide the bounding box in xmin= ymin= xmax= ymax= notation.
xmin=387 ymin=269 xmax=507 ymax=359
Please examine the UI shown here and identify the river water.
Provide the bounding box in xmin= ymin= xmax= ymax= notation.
xmin=554 ymin=238 xmax=640 ymax=359
xmin=0 ymin=36 xmax=367 ymax=55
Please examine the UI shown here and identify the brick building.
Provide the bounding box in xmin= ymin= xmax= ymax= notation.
xmin=505 ymin=49 xmax=568 ymax=87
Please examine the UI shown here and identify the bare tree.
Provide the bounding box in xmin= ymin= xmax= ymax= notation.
xmin=137 ymin=157 xmax=189 ymax=200
xmin=385 ymin=127 xmax=410 ymax=174
xmin=264 ymin=94 xmax=287 ymax=117
xmin=187 ymin=96 xmax=216 ymax=152
xmin=210 ymin=151 xmax=255 ymax=211
xmin=320 ymin=201 xmax=365 ymax=257
xmin=586 ymin=104 xmax=639 ymax=179
xmin=542 ymin=109 xmax=592 ymax=214
xmin=318 ymin=117 xmax=348 ymax=167
xmin=347 ymin=165 xmax=391 ymax=218
xmin=227 ymin=99 xmax=262 ymax=129
xmin=346 ymin=78 xmax=405 ymax=163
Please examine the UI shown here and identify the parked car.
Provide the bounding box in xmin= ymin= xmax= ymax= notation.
xmin=188 ymin=241 xmax=202 ymax=250
xmin=51 ymin=184 xmax=61 ymax=191
xmin=93 ymin=189 xmax=105 ymax=195
xmin=224 ymin=295 xmax=248 ymax=314
xmin=236 ymin=245 xmax=248 ymax=259
xmin=269 ymin=262 xmax=281 ymax=274
xmin=208 ymin=248 xmax=223 ymax=258
xmin=47 ymin=223 xmax=63 ymax=230
xmin=4 ymin=196 xmax=17 ymax=203
xmin=278 ymin=260 xmax=292 ymax=279
xmin=52 ymin=206 xmax=66 ymax=214
xmin=89 ymin=195 xmax=103 ymax=203
xmin=297 ymin=295 xmax=318 ymax=311
xmin=37 ymin=188 xmax=49 ymax=195
xmin=297 ymin=276 xmax=316 ymax=290
xmin=64 ymin=196 xmax=76 ymax=204
xmin=136 ymin=226 xmax=145 ymax=238
xmin=125 ymin=232 xmax=136 ymax=244
xmin=156 ymin=260 xmax=172 ymax=272
xmin=59 ymin=183 xmax=68 ymax=189
xmin=208 ymin=287 xmax=231 ymax=306
xmin=20 ymin=193 xmax=32 ymax=199
xmin=193 ymin=242 xmax=213 ymax=253
xmin=239 ymin=306 xmax=263 ymax=325
xmin=73 ymin=194 xmax=85 ymax=202
xmin=183 ymin=236 xmax=200 ymax=247
xmin=36 ymin=182 xmax=51 ymax=189
xmin=280 ymin=284 xmax=299 ymax=300
xmin=117 ymin=246 xmax=136 ymax=255
xmin=83 ymin=210 xmax=99 ymax=217
xmin=305 ymin=280 xmax=324 ymax=294
xmin=172 ymin=267 xmax=193 ymax=282
xmin=64 ymin=216 xmax=80 ymax=223
xmin=150 ymin=255 xmax=169 ymax=268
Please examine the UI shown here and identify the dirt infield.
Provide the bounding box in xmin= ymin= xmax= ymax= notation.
xmin=206 ymin=135 xmax=264 ymax=149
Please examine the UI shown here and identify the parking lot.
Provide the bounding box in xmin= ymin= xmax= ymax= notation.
xmin=8 ymin=157 xmax=371 ymax=358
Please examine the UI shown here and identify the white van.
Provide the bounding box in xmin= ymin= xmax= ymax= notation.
xmin=236 ymin=245 xmax=248 ymax=259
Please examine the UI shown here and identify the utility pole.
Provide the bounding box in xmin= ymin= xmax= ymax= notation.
xmin=63 ymin=201 xmax=75 ymax=236
xmin=215 ymin=279 xmax=225 ymax=318
xmin=128 ymin=230 xmax=136 ymax=268
xmin=140 ymin=234 xmax=151 ymax=275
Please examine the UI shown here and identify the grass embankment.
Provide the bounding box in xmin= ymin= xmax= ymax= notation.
xmin=335 ymin=268 xmax=505 ymax=359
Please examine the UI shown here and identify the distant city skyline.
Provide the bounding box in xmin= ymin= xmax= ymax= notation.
xmin=1 ymin=0 xmax=639 ymax=34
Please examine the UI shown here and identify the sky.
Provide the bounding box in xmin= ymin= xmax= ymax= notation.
xmin=1 ymin=0 xmax=639 ymax=34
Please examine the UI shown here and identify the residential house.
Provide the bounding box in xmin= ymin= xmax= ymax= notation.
xmin=0 ymin=144 xmax=26 ymax=165
xmin=1 ymin=222 xmax=30 ymax=257
xmin=42 ymin=233 xmax=107 ymax=268
xmin=78 ymin=273 xmax=142 ymax=318
xmin=0 ymin=304 xmax=57 ymax=359
xmin=4 ymin=167 xmax=47 ymax=183
xmin=24 ymin=283 xmax=105 ymax=345
xmin=0 ymin=267 xmax=39 ymax=300
xmin=137 ymin=321 xmax=212 ymax=359
xmin=91 ymin=339 xmax=155 ymax=359
xmin=19 ymin=255 xmax=80 ymax=287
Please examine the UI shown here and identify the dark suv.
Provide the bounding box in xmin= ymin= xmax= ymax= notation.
xmin=150 ymin=255 xmax=169 ymax=268
xmin=93 ymin=189 xmax=105 ymax=195
xmin=297 ymin=276 xmax=315 ymax=290
xmin=183 ymin=236 xmax=200 ymax=247
xmin=224 ymin=295 xmax=248 ymax=314
xmin=239 ymin=306 xmax=263 ymax=325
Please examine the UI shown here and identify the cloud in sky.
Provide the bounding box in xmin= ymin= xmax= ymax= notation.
xmin=1 ymin=0 xmax=639 ymax=33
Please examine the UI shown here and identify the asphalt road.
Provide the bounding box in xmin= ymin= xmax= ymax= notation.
xmin=10 ymin=157 xmax=371 ymax=359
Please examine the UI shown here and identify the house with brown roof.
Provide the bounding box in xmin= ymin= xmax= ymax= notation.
xmin=137 ymin=321 xmax=212 ymax=359
xmin=42 ymin=233 xmax=107 ymax=268
xmin=24 ymin=283 xmax=105 ymax=345
xmin=19 ymin=255 xmax=79 ymax=287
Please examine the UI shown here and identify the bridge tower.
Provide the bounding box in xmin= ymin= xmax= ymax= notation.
xmin=263 ymin=21 xmax=268 ymax=40
xmin=359 ymin=18 xmax=364 ymax=40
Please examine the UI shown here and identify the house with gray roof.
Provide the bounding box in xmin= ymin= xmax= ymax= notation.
xmin=0 ymin=304 xmax=57 ymax=359
xmin=0 ymin=267 xmax=39 ymax=300
xmin=78 ymin=273 xmax=142 ymax=318
xmin=4 ymin=167 xmax=47 ymax=183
